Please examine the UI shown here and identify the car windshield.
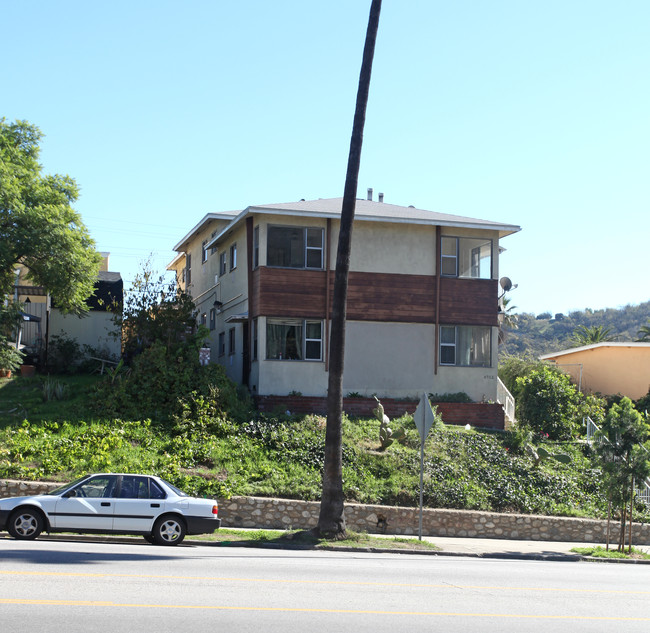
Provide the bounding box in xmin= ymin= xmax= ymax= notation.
xmin=46 ymin=475 xmax=91 ymax=496
xmin=160 ymin=478 xmax=188 ymax=497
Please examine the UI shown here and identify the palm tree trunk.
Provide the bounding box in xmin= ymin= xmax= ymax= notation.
xmin=317 ymin=0 xmax=382 ymax=538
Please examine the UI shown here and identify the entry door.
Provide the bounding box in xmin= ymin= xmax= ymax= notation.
xmin=52 ymin=475 xmax=117 ymax=530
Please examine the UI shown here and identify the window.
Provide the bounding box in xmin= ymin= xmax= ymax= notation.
xmin=439 ymin=325 xmax=491 ymax=367
xmin=119 ymin=476 xmax=151 ymax=499
xmin=230 ymin=243 xmax=237 ymax=271
xmin=228 ymin=327 xmax=236 ymax=355
xmin=210 ymin=231 xmax=217 ymax=255
xmin=219 ymin=252 xmax=227 ymax=276
xmin=218 ymin=332 xmax=225 ymax=357
xmin=201 ymin=240 xmax=208 ymax=264
xmin=185 ymin=253 xmax=192 ymax=285
xmin=252 ymin=318 xmax=258 ymax=361
xmin=267 ymin=226 xmax=323 ymax=269
xmin=200 ymin=312 xmax=207 ymax=327
xmin=253 ymin=226 xmax=259 ymax=269
xmin=441 ymin=236 xmax=492 ymax=279
xmin=266 ymin=319 xmax=323 ymax=361
xmin=209 ymin=308 xmax=216 ymax=331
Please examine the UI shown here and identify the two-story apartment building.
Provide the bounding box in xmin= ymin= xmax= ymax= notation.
xmin=169 ymin=196 xmax=520 ymax=403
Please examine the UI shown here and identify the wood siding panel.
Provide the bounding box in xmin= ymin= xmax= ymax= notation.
xmin=255 ymin=268 xmax=327 ymax=318
xmin=346 ymin=272 xmax=436 ymax=322
xmin=438 ymin=277 xmax=498 ymax=326
xmin=254 ymin=269 xmax=498 ymax=327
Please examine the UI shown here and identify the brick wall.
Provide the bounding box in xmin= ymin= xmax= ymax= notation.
xmin=256 ymin=396 xmax=505 ymax=430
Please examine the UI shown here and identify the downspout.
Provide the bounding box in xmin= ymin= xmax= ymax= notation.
xmin=435 ymin=226 xmax=441 ymax=374
xmin=245 ymin=216 xmax=254 ymax=384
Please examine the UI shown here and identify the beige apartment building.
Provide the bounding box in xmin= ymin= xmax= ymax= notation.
xmin=169 ymin=196 xmax=520 ymax=403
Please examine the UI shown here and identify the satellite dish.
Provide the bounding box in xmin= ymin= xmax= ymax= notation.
xmin=499 ymin=277 xmax=513 ymax=292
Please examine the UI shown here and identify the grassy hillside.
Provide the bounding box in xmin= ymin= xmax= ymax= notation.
xmin=0 ymin=374 xmax=638 ymax=521
xmin=500 ymin=300 xmax=650 ymax=358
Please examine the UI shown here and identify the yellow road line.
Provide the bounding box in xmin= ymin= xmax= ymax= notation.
xmin=2 ymin=570 xmax=650 ymax=595
xmin=0 ymin=598 xmax=649 ymax=620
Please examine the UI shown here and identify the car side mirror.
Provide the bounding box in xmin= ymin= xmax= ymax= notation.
xmin=63 ymin=489 xmax=77 ymax=498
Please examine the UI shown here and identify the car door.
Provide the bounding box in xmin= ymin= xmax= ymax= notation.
xmin=52 ymin=475 xmax=117 ymax=531
xmin=112 ymin=475 xmax=165 ymax=533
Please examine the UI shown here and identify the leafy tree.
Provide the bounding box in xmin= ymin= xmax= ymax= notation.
xmin=515 ymin=366 xmax=605 ymax=440
xmin=318 ymin=0 xmax=382 ymax=539
xmin=0 ymin=119 xmax=101 ymax=313
xmin=114 ymin=261 xmax=198 ymax=363
xmin=571 ymin=324 xmax=616 ymax=347
xmin=596 ymin=398 xmax=650 ymax=552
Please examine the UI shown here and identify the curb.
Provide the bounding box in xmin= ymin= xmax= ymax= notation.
xmin=4 ymin=531 xmax=650 ymax=563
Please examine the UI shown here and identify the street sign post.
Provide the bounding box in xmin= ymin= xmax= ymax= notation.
xmin=413 ymin=392 xmax=436 ymax=540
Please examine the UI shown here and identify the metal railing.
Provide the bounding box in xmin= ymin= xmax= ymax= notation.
xmin=497 ymin=377 xmax=516 ymax=425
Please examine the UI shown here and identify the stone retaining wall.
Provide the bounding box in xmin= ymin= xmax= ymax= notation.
xmin=3 ymin=480 xmax=649 ymax=544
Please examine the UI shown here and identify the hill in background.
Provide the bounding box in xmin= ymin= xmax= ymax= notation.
xmin=499 ymin=300 xmax=650 ymax=358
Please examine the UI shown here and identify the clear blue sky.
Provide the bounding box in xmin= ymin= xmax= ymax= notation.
xmin=3 ymin=1 xmax=648 ymax=316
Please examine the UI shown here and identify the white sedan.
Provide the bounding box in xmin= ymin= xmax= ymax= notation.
xmin=0 ymin=473 xmax=221 ymax=546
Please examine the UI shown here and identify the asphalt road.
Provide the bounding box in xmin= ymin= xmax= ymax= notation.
xmin=1 ymin=537 xmax=650 ymax=633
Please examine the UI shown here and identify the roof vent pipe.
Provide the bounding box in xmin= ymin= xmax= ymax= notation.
xmin=367 ymin=188 xmax=373 ymax=201
xmin=378 ymin=192 xmax=384 ymax=203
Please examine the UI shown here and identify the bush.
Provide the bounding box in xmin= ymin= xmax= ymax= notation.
xmin=516 ymin=367 xmax=583 ymax=440
xmin=0 ymin=336 xmax=24 ymax=373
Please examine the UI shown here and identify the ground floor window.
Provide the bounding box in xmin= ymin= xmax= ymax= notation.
xmin=266 ymin=318 xmax=322 ymax=361
xmin=440 ymin=325 xmax=491 ymax=367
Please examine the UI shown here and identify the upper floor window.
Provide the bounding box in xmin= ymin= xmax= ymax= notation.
xmin=218 ymin=332 xmax=225 ymax=357
xmin=230 ymin=243 xmax=237 ymax=271
xmin=210 ymin=231 xmax=217 ymax=255
xmin=209 ymin=308 xmax=216 ymax=331
xmin=201 ymin=240 xmax=208 ymax=264
xmin=219 ymin=252 xmax=227 ymax=276
xmin=441 ymin=236 xmax=492 ymax=279
xmin=266 ymin=318 xmax=322 ymax=361
xmin=267 ymin=226 xmax=323 ymax=269
xmin=440 ymin=325 xmax=491 ymax=367
xmin=185 ymin=253 xmax=192 ymax=285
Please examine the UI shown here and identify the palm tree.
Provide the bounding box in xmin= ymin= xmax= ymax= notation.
xmin=317 ymin=0 xmax=382 ymax=539
xmin=571 ymin=324 xmax=616 ymax=347
xmin=637 ymin=320 xmax=650 ymax=342
xmin=498 ymin=295 xmax=518 ymax=344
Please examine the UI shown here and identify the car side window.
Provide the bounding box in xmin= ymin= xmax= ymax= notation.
xmin=119 ymin=476 xmax=150 ymax=499
xmin=149 ymin=480 xmax=166 ymax=500
xmin=75 ymin=476 xmax=117 ymax=498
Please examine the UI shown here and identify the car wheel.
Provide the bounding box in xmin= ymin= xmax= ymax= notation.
xmin=8 ymin=508 xmax=44 ymax=540
xmin=152 ymin=515 xmax=186 ymax=546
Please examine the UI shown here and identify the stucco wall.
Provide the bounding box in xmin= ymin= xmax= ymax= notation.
xmin=49 ymin=311 xmax=120 ymax=358
xmin=2 ymin=481 xmax=647 ymax=544
xmin=547 ymin=344 xmax=650 ymax=400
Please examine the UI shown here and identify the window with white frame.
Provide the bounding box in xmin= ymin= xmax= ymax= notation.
xmin=230 ymin=243 xmax=237 ymax=271
xmin=439 ymin=325 xmax=491 ymax=367
xmin=267 ymin=226 xmax=323 ymax=269
xmin=201 ymin=240 xmax=208 ymax=264
xmin=441 ymin=236 xmax=492 ymax=279
xmin=219 ymin=252 xmax=227 ymax=276
xmin=266 ymin=318 xmax=323 ymax=361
